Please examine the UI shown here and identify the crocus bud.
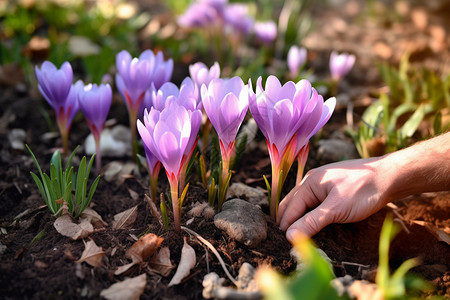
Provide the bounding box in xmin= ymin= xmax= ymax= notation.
xmin=253 ymin=20 xmax=277 ymax=45
xmin=329 ymin=51 xmax=355 ymax=81
xmin=287 ymin=46 xmax=307 ymax=78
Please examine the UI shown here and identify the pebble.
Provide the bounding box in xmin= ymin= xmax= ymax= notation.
xmin=8 ymin=128 xmax=27 ymax=151
xmin=214 ymin=199 xmax=267 ymax=248
xmin=317 ymin=139 xmax=359 ymax=163
xmin=226 ymin=183 xmax=267 ymax=208
xmin=84 ymin=125 xmax=131 ymax=157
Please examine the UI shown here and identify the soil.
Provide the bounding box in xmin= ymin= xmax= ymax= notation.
xmin=0 ymin=0 xmax=449 ymax=299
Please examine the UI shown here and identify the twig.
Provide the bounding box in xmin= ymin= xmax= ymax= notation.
xmin=181 ymin=226 xmax=238 ymax=286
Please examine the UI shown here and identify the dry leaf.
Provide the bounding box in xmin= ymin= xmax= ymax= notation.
xmin=128 ymin=188 xmax=139 ymax=201
xmin=149 ymin=247 xmax=175 ymax=277
xmin=112 ymin=206 xmax=138 ymax=229
xmin=100 ymin=274 xmax=146 ymax=300
xmin=80 ymin=207 xmax=107 ymax=228
xmin=126 ymin=233 xmax=164 ymax=263
xmin=53 ymin=214 xmax=93 ymax=240
xmin=168 ymin=237 xmax=196 ymax=286
xmin=75 ymin=239 xmax=105 ymax=268
xmin=114 ymin=261 xmax=138 ymax=276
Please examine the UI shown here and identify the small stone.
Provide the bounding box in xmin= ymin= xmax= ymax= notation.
xmin=103 ymin=161 xmax=138 ymax=184
xmin=226 ymin=183 xmax=267 ymax=207
xmin=84 ymin=125 xmax=131 ymax=157
xmin=202 ymin=272 xmax=225 ymax=299
xmin=214 ymin=199 xmax=267 ymax=248
xmin=8 ymin=128 xmax=27 ymax=151
xmin=236 ymin=263 xmax=258 ymax=292
xmin=317 ymin=139 xmax=359 ymax=163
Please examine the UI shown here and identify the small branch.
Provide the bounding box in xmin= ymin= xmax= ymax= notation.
xmin=181 ymin=226 xmax=238 ymax=287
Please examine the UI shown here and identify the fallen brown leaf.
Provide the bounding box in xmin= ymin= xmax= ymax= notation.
xmin=126 ymin=233 xmax=164 ymax=263
xmin=114 ymin=261 xmax=138 ymax=276
xmin=168 ymin=237 xmax=196 ymax=286
xmin=112 ymin=206 xmax=138 ymax=230
xmin=149 ymin=246 xmax=175 ymax=277
xmin=128 ymin=188 xmax=139 ymax=201
xmin=100 ymin=274 xmax=146 ymax=300
xmin=75 ymin=239 xmax=105 ymax=268
xmin=53 ymin=214 xmax=93 ymax=240
xmin=80 ymin=207 xmax=107 ymax=228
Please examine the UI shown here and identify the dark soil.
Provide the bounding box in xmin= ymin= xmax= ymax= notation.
xmin=1 ymin=0 xmax=449 ymax=299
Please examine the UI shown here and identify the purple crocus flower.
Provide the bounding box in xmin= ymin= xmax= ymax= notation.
xmin=201 ymin=76 xmax=249 ymax=207
xmin=177 ymin=2 xmax=218 ymax=28
xmin=151 ymin=77 xmax=200 ymax=112
xmin=35 ymin=61 xmax=75 ymax=154
xmin=78 ymin=83 xmax=112 ymax=172
xmin=116 ymin=49 xmax=173 ymax=159
xmin=253 ymin=20 xmax=277 ymax=45
xmin=223 ymin=3 xmax=254 ymax=36
xmin=189 ymin=61 xmax=221 ymax=155
xmin=292 ymin=80 xmax=336 ymax=183
xmin=248 ymin=76 xmax=335 ymax=220
xmin=287 ymin=46 xmax=307 ymax=78
xmin=189 ymin=61 xmax=221 ymax=91
xmin=329 ymin=51 xmax=355 ymax=81
xmin=137 ymin=102 xmax=202 ymax=231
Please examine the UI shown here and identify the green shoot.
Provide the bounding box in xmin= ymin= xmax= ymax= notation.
xmin=27 ymin=145 xmax=100 ymax=218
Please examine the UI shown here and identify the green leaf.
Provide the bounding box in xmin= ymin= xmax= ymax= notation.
xmin=86 ymin=153 xmax=96 ymax=179
xmin=30 ymin=172 xmax=50 ymax=209
xmin=263 ymin=175 xmax=271 ymax=207
xmin=65 ymin=145 xmax=80 ymax=173
xmin=160 ymin=197 xmax=169 ymax=231
xmin=75 ymin=156 xmax=87 ymax=208
xmin=207 ymin=178 xmax=217 ymax=207
xmin=399 ymin=104 xmax=425 ymax=139
xmin=179 ymin=183 xmax=190 ymax=210
xmin=376 ymin=216 xmax=401 ymax=292
xmin=87 ymin=175 xmax=100 ymax=206
xmin=433 ymin=112 xmax=442 ymax=135
xmin=43 ymin=173 xmax=58 ymax=214
xmin=387 ymin=103 xmax=417 ymax=133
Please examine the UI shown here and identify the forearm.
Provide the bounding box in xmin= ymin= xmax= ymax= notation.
xmin=380 ymin=132 xmax=450 ymax=201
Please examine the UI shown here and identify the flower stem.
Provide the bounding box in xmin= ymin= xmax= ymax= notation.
xmin=58 ymin=121 xmax=69 ymax=155
xmin=270 ymin=165 xmax=281 ymax=220
xmin=168 ymin=175 xmax=180 ymax=231
xmin=95 ymin=136 xmax=102 ymax=174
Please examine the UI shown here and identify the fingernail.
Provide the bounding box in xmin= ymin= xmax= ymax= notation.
xmin=286 ymin=229 xmax=296 ymax=242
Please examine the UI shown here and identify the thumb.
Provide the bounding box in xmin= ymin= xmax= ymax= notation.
xmin=285 ymin=206 xmax=331 ymax=241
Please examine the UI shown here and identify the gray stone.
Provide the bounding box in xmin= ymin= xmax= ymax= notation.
xmin=84 ymin=125 xmax=131 ymax=157
xmin=214 ymin=199 xmax=267 ymax=248
xmin=226 ymin=183 xmax=267 ymax=207
xmin=317 ymin=139 xmax=359 ymax=163
xmin=8 ymin=128 xmax=27 ymax=150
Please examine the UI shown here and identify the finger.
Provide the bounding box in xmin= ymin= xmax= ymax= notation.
xmin=278 ymin=180 xmax=320 ymax=231
xmin=285 ymin=205 xmax=332 ymax=241
xmin=277 ymin=172 xmax=310 ymax=225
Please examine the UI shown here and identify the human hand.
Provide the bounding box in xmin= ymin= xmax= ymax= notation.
xmin=277 ymin=157 xmax=392 ymax=241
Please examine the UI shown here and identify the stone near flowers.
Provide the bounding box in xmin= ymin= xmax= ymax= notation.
xmin=84 ymin=125 xmax=131 ymax=157
xmin=214 ymin=199 xmax=267 ymax=248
